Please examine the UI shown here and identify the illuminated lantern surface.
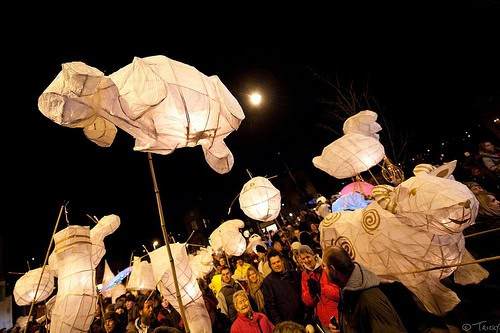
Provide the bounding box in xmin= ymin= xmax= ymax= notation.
xmin=209 ymin=219 xmax=246 ymax=256
xmin=49 ymin=226 xmax=96 ymax=333
xmin=313 ymin=110 xmax=385 ymax=179
xmin=246 ymin=234 xmax=267 ymax=254
xmin=239 ymin=176 xmax=281 ymax=222
xmin=90 ymin=215 xmax=120 ymax=268
xmin=319 ymin=161 xmax=488 ymax=315
xmin=331 ymin=192 xmax=372 ymax=212
xmin=127 ymin=257 xmax=155 ymax=291
xmin=189 ymin=246 xmax=215 ymax=279
xmin=340 ymin=181 xmax=374 ymax=196
xmin=38 ymin=56 xmax=245 ymax=174
xmin=111 ymin=284 xmax=127 ymax=304
xmin=150 ymin=244 xmax=212 ymax=333
xmin=14 ymin=267 xmax=55 ymax=305
xmin=100 ymin=260 xmax=115 ymax=298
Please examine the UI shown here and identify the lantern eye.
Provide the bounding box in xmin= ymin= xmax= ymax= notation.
xmin=410 ymin=188 xmax=417 ymax=196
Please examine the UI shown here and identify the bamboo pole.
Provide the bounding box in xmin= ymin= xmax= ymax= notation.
xmin=26 ymin=204 xmax=64 ymax=332
xmin=465 ymin=227 xmax=500 ymax=239
xmin=147 ymin=153 xmax=190 ymax=333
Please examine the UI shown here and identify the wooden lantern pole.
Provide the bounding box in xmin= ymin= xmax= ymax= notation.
xmin=147 ymin=153 xmax=190 ymax=333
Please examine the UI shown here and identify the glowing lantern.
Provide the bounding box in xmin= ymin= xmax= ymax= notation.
xmin=209 ymin=219 xmax=246 ymax=256
xmin=239 ymin=177 xmax=281 ymax=222
xmin=14 ymin=267 xmax=55 ymax=305
xmin=246 ymin=234 xmax=267 ymax=254
xmin=38 ymin=56 xmax=245 ymax=174
xmin=111 ymin=284 xmax=127 ymax=304
xmin=100 ymin=260 xmax=114 ymax=298
xmin=313 ymin=110 xmax=385 ymax=179
xmin=49 ymin=226 xmax=96 ymax=333
xmin=340 ymin=181 xmax=374 ymax=196
xmin=189 ymin=246 xmax=215 ymax=279
xmin=150 ymin=244 xmax=212 ymax=333
xmin=46 ymin=215 xmax=119 ymax=333
xmin=127 ymin=257 xmax=155 ymax=291
xmin=319 ymin=161 xmax=489 ymax=315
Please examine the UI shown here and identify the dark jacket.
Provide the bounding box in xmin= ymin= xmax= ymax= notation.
xmin=261 ymin=270 xmax=303 ymax=324
xmin=216 ymin=280 xmax=243 ymax=322
xmin=339 ymin=264 xmax=407 ymax=333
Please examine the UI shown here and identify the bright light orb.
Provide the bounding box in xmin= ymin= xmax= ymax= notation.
xmin=249 ymin=92 xmax=262 ymax=106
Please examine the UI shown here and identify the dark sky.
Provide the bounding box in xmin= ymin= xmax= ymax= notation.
xmin=2 ymin=9 xmax=500 ymax=280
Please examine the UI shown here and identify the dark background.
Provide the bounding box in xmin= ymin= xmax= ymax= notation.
xmin=1 ymin=6 xmax=499 ymax=313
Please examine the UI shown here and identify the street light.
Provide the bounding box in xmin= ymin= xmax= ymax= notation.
xmin=249 ymin=92 xmax=262 ymax=106
xmin=153 ymin=240 xmax=159 ymax=249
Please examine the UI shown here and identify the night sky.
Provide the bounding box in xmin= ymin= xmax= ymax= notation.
xmin=2 ymin=9 xmax=499 ymax=285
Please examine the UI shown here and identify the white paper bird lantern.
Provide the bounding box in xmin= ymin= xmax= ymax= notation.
xmin=209 ymin=220 xmax=246 ymax=256
xmin=313 ymin=110 xmax=385 ymax=179
xmin=239 ymin=176 xmax=281 ymax=222
xmin=127 ymin=258 xmax=156 ymax=291
xmin=38 ymin=56 xmax=245 ymax=174
xmin=14 ymin=267 xmax=55 ymax=306
xmin=49 ymin=226 xmax=97 ymax=333
xmin=150 ymin=244 xmax=212 ymax=333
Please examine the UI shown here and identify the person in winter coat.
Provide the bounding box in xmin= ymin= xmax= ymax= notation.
xmin=298 ymin=245 xmax=340 ymax=330
xmin=246 ymin=265 xmax=266 ymax=313
xmin=322 ymin=246 xmax=407 ymax=333
xmin=230 ymin=290 xmax=274 ymax=333
xmin=216 ymin=267 xmax=244 ymax=322
xmin=261 ymin=249 xmax=303 ymax=324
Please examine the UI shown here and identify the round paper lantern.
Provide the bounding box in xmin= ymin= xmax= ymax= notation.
xmin=209 ymin=219 xmax=246 ymax=256
xmin=14 ymin=266 xmax=55 ymax=306
xmin=340 ymin=181 xmax=374 ymax=196
xmin=239 ymin=176 xmax=281 ymax=222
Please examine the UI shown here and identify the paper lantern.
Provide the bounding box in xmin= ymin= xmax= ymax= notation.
xmin=340 ymin=181 xmax=374 ymax=196
xmin=246 ymin=234 xmax=267 ymax=254
xmin=319 ymin=161 xmax=488 ymax=315
xmin=111 ymin=284 xmax=127 ymax=304
xmin=14 ymin=266 xmax=55 ymax=305
xmin=313 ymin=110 xmax=385 ymax=179
xmin=150 ymin=244 xmax=212 ymax=333
xmin=47 ymin=215 xmax=119 ymax=333
xmin=209 ymin=219 xmax=246 ymax=256
xmin=45 ymin=295 xmax=56 ymax=320
xmin=38 ymin=56 xmax=245 ymax=174
xmin=100 ymin=260 xmax=115 ymax=298
xmin=331 ymin=192 xmax=372 ymax=212
xmin=189 ymin=246 xmax=215 ymax=279
xmin=49 ymin=226 xmax=97 ymax=333
xmin=127 ymin=257 xmax=156 ymax=291
xmin=239 ymin=177 xmax=281 ymax=222
xmin=90 ymin=215 xmax=120 ymax=268
xmin=342 ymin=110 xmax=382 ymax=139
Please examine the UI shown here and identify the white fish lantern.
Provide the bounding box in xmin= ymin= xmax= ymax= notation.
xmin=38 ymin=56 xmax=245 ymax=174
xmin=313 ymin=110 xmax=385 ymax=179
xmin=14 ymin=267 xmax=55 ymax=305
xmin=150 ymin=244 xmax=212 ymax=333
xmin=209 ymin=219 xmax=246 ymax=256
xmin=239 ymin=177 xmax=281 ymax=222
xmin=49 ymin=226 xmax=97 ymax=333
xmin=127 ymin=257 xmax=156 ymax=291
